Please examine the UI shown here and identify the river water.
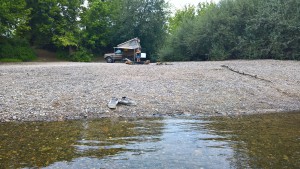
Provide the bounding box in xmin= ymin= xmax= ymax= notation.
xmin=0 ymin=113 xmax=299 ymax=169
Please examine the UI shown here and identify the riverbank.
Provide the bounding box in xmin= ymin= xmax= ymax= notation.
xmin=0 ymin=60 xmax=300 ymax=122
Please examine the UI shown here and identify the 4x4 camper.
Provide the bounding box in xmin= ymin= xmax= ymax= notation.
xmin=104 ymin=38 xmax=146 ymax=63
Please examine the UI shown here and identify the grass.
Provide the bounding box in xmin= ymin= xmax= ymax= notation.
xmin=0 ymin=58 xmax=23 ymax=62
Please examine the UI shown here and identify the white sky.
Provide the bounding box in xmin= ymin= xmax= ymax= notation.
xmin=167 ymin=0 xmax=221 ymax=10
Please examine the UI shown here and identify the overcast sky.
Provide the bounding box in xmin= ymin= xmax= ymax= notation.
xmin=167 ymin=0 xmax=220 ymax=10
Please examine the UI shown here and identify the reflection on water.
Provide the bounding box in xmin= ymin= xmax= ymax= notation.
xmin=0 ymin=113 xmax=299 ymax=169
xmin=206 ymin=112 xmax=300 ymax=169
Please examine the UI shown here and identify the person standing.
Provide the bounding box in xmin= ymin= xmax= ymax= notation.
xmin=136 ymin=48 xmax=141 ymax=62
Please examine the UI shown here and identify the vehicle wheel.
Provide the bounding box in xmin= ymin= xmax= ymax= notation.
xmin=106 ymin=57 xmax=114 ymax=63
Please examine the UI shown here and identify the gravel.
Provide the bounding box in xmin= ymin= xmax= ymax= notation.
xmin=0 ymin=60 xmax=300 ymax=122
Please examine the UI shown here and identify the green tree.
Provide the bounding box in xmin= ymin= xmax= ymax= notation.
xmin=80 ymin=0 xmax=115 ymax=54
xmin=25 ymin=0 xmax=83 ymax=53
xmin=160 ymin=0 xmax=300 ymax=61
xmin=159 ymin=2 xmax=216 ymax=61
xmin=168 ymin=5 xmax=196 ymax=34
xmin=0 ymin=0 xmax=35 ymax=62
xmin=0 ymin=0 xmax=31 ymax=37
xmin=51 ymin=0 xmax=84 ymax=53
xmin=243 ymin=0 xmax=300 ymax=60
xmin=110 ymin=0 xmax=170 ymax=60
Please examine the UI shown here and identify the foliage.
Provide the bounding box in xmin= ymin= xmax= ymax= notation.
xmin=0 ymin=37 xmax=36 ymax=61
xmin=159 ymin=0 xmax=300 ymax=61
xmin=1 ymin=0 xmax=299 ymax=62
xmin=69 ymin=48 xmax=93 ymax=62
xmin=80 ymin=0 xmax=113 ymax=53
xmin=0 ymin=58 xmax=23 ymax=62
xmin=56 ymin=49 xmax=69 ymax=60
xmin=159 ymin=2 xmax=215 ymax=61
xmin=50 ymin=0 xmax=83 ymax=49
xmin=167 ymin=5 xmax=197 ymax=34
xmin=24 ymin=0 xmax=83 ymax=50
xmin=241 ymin=0 xmax=300 ymax=60
xmin=56 ymin=47 xmax=92 ymax=62
xmin=20 ymin=0 xmax=169 ymax=61
xmin=108 ymin=0 xmax=170 ymax=60
xmin=0 ymin=0 xmax=31 ymax=37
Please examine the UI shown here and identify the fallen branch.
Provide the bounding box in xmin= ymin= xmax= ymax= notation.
xmin=124 ymin=58 xmax=150 ymax=65
xmin=156 ymin=62 xmax=173 ymax=65
xmin=221 ymin=65 xmax=272 ymax=83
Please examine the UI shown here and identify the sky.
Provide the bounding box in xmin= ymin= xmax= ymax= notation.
xmin=167 ymin=0 xmax=220 ymax=10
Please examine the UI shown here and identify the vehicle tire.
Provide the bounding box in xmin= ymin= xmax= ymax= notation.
xmin=106 ymin=57 xmax=114 ymax=63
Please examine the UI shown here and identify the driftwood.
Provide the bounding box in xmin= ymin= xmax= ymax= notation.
xmin=124 ymin=58 xmax=133 ymax=64
xmin=156 ymin=62 xmax=173 ymax=65
xmin=221 ymin=65 xmax=272 ymax=83
xmin=124 ymin=58 xmax=150 ymax=65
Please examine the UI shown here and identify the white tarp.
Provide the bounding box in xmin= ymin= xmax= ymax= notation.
xmin=141 ymin=53 xmax=146 ymax=58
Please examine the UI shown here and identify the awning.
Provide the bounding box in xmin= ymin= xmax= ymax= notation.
xmin=114 ymin=38 xmax=141 ymax=50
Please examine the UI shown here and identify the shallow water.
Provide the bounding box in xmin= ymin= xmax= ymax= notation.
xmin=0 ymin=113 xmax=299 ymax=169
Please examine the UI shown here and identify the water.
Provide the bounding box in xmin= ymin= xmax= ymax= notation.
xmin=0 ymin=113 xmax=299 ymax=169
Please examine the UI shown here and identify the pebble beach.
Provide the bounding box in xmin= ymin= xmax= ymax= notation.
xmin=0 ymin=60 xmax=300 ymax=122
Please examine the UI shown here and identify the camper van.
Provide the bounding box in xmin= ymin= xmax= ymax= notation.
xmin=104 ymin=38 xmax=146 ymax=63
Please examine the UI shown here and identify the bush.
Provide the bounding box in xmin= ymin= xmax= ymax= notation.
xmin=56 ymin=49 xmax=70 ymax=60
xmin=56 ymin=48 xmax=92 ymax=62
xmin=70 ymin=49 xmax=92 ymax=62
xmin=0 ymin=37 xmax=36 ymax=61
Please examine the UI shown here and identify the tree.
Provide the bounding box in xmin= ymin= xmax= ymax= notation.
xmin=159 ymin=2 xmax=216 ymax=61
xmin=243 ymin=0 xmax=300 ymax=60
xmin=0 ymin=0 xmax=35 ymax=61
xmin=80 ymin=0 xmax=115 ymax=54
xmin=168 ymin=5 xmax=196 ymax=34
xmin=0 ymin=0 xmax=31 ymax=37
xmin=51 ymin=0 xmax=84 ymax=53
xmin=110 ymin=0 xmax=170 ymax=60
xmin=25 ymin=0 xmax=83 ymax=53
xmin=160 ymin=0 xmax=300 ymax=61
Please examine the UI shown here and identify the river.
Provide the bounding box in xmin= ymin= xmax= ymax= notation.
xmin=0 ymin=112 xmax=299 ymax=169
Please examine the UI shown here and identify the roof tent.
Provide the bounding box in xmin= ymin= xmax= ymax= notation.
xmin=115 ymin=37 xmax=141 ymax=49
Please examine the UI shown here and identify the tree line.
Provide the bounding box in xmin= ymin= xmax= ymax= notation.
xmin=160 ymin=0 xmax=300 ymax=61
xmin=0 ymin=0 xmax=299 ymax=62
xmin=0 ymin=0 xmax=169 ymax=62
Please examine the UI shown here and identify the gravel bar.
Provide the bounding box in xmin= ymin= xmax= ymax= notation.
xmin=0 ymin=60 xmax=300 ymax=122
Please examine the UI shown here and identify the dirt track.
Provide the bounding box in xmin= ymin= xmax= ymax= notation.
xmin=0 ymin=60 xmax=300 ymax=122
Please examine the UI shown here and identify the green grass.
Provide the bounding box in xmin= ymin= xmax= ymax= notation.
xmin=0 ymin=58 xmax=23 ymax=62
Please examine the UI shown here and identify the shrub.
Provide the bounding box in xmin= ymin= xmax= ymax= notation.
xmin=56 ymin=48 xmax=92 ymax=62
xmin=56 ymin=49 xmax=70 ymax=60
xmin=0 ymin=38 xmax=36 ymax=61
xmin=70 ymin=49 xmax=92 ymax=62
